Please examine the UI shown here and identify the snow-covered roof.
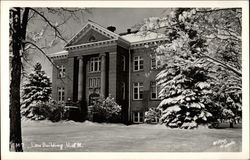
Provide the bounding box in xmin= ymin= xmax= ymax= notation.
xmin=121 ymin=31 xmax=166 ymax=44
xmin=61 ymin=20 xmax=170 ymax=51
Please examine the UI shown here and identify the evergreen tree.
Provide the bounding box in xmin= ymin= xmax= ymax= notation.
xmin=139 ymin=8 xmax=242 ymax=128
xmin=157 ymin=64 xmax=214 ymax=129
xmin=22 ymin=62 xmax=52 ymax=117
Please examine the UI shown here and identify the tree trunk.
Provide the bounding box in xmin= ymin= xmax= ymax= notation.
xmin=9 ymin=8 xmax=23 ymax=152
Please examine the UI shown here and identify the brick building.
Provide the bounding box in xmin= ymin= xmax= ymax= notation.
xmin=50 ymin=20 xmax=167 ymax=123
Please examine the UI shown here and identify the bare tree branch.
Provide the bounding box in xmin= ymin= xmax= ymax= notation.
xmin=22 ymin=41 xmax=72 ymax=83
xmin=28 ymin=7 xmax=68 ymax=43
xmin=200 ymin=52 xmax=242 ymax=77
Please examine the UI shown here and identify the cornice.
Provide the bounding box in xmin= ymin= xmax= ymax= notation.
xmin=50 ymin=54 xmax=68 ymax=60
xmin=65 ymin=39 xmax=118 ymax=51
xmin=130 ymin=38 xmax=169 ymax=49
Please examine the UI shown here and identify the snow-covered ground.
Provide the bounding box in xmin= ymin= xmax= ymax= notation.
xmin=21 ymin=120 xmax=242 ymax=152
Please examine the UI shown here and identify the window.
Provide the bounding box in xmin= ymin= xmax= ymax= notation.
xmin=151 ymin=57 xmax=161 ymax=70
xmin=122 ymin=82 xmax=125 ymax=100
xmin=58 ymin=87 xmax=65 ymax=102
xmin=89 ymin=77 xmax=100 ymax=88
xmin=133 ymin=82 xmax=143 ymax=100
xmin=150 ymin=82 xmax=158 ymax=99
xmin=88 ymin=36 xmax=96 ymax=42
xmin=133 ymin=56 xmax=143 ymax=71
xmin=151 ymin=57 xmax=156 ymax=70
xmin=121 ymin=56 xmax=126 ymax=71
xmin=58 ymin=65 xmax=66 ymax=78
xmin=89 ymin=57 xmax=101 ymax=72
xmin=133 ymin=112 xmax=144 ymax=123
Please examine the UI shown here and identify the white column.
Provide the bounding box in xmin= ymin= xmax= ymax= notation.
xmin=78 ymin=57 xmax=84 ymax=101
xmin=100 ymin=53 xmax=106 ymax=97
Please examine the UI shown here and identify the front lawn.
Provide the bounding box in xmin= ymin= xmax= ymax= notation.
xmin=22 ymin=120 xmax=242 ymax=152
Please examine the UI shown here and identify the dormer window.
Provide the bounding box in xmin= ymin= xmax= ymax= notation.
xmin=89 ymin=36 xmax=96 ymax=42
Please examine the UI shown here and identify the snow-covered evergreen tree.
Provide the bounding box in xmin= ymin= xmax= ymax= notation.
xmin=21 ymin=62 xmax=52 ymax=117
xmin=137 ymin=8 xmax=242 ymax=129
xmin=157 ymin=64 xmax=214 ymax=129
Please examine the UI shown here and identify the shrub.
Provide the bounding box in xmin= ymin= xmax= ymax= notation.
xmin=144 ymin=107 xmax=161 ymax=123
xmin=23 ymin=100 xmax=65 ymax=122
xmin=92 ymin=95 xmax=122 ymax=123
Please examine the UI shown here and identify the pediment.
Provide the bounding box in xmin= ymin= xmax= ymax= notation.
xmin=65 ymin=21 xmax=119 ymax=47
xmin=71 ymin=29 xmax=110 ymax=45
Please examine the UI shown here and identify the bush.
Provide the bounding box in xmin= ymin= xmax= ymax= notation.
xmin=23 ymin=100 xmax=65 ymax=122
xmin=144 ymin=107 xmax=161 ymax=123
xmin=92 ymin=95 xmax=122 ymax=123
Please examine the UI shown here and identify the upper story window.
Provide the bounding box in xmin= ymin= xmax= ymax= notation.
xmin=151 ymin=57 xmax=157 ymax=70
xmin=133 ymin=56 xmax=143 ymax=71
xmin=89 ymin=77 xmax=100 ymax=89
xmin=89 ymin=57 xmax=101 ymax=72
xmin=151 ymin=57 xmax=161 ymax=70
xmin=150 ymin=81 xmax=158 ymax=100
xmin=133 ymin=82 xmax=143 ymax=100
xmin=121 ymin=56 xmax=126 ymax=71
xmin=58 ymin=87 xmax=65 ymax=102
xmin=58 ymin=65 xmax=66 ymax=78
xmin=121 ymin=82 xmax=125 ymax=100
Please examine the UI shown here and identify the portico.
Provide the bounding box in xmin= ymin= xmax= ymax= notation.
xmin=76 ymin=51 xmax=109 ymax=105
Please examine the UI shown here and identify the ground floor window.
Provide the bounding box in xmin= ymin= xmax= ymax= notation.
xmin=133 ymin=112 xmax=144 ymax=123
xmin=58 ymin=87 xmax=65 ymax=102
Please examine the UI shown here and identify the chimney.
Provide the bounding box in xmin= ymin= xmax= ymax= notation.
xmin=107 ymin=26 xmax=116 ymax=32
xmin=127 ymin=29 xmax=131 ymax=34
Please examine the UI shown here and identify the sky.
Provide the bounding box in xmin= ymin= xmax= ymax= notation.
xmin=88 ymin=8 xmax=169 ymax=34
xmin=26 ymin=8 xmax=170 ymax=78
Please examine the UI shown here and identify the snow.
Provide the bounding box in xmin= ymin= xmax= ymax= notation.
xmin=190 ymin=102 xmax=203 ymax=109
xmin=121 ymin=31 xmax=166 ymax=43
xmin=158 ymin=95 xmax=185 ymax=107
xmin=165 ymin=105 xmax=181 ymax=113
xmin=196 ymin=82 xmax=210 ymax=89
xmin=21 ymin=119 xmax=242 ymax=152
xmin=213 ymin=139 xmax=236 ymax=149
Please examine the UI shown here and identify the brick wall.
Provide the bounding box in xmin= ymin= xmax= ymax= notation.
xmin=116 ymin=46 xmax=129 ymax=123
xmin=51 ymin=58 xmax=69 ymax=102
xmin=108 ymin=52 xmax=117 ymax=98
xmin=66 ymin=57 xmax=74 ymax=100
xmin=130 ymin=47 xmax=161 ymax=114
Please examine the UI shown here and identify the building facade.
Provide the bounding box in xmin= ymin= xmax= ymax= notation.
xmin=50 ymin=20 xmax=167 ymax=123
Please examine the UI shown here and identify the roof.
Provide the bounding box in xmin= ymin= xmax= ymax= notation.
xmin=121 ymin=31 xmax=166 ymax=44
xmin=65 ymin=20 xmax=120 ymax=48
xmin=49 ymin=50 xmax=68 ymax=59
xmin=53 ymin=20 xmax=169 ymax=55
